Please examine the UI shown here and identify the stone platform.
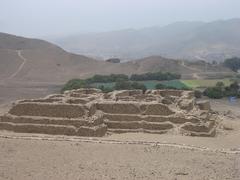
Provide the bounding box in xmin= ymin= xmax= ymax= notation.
xmin=0 ymin=88 xmax=217 ymax=137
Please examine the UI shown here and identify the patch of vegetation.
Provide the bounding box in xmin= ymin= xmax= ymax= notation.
xmin=158 ymin=80 xmax=191 ymax=90
xmin=93 ymin=82 xmax=115 ymax=89
xmin=61 ymin=74 xmax=129 ymax=93
xmin=224 ymin=81 xmax=240 ymax=97
xmin=203 ymin=81 xmax=240 ymax=99
xmin=130 ymin=71 xmax=181 ymax=81
xmin=135 ymin=81 xmax=159 ymax=89
xmin=115 ymin=81 xmax=147 ymax=92
xmin=224 ymin=57 xmax=240 ymax=72
xmin=155 ymin=83 xmax=167 ymax=89
xmin=155 ymin=81 xmax=191 ymax=90
xmin=62 ymin=72 xmax=182 ymax=93
xmin=182 ymin=79 xmax=232 ymax=88
xmin=61 ymin=78 xmax=147 ymax=93
xmin=203 ymin=86 xmax=224 ymax=99
xmin=97 ymin=85 xmax=114 ymax=93
xmin=61 ymin=79 xmax=88 ymax=93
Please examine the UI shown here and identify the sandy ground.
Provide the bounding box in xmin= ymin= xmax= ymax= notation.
xmin=0 ymin=81 xmax=61 ymax=115
xmin=0 ymin=135 xmax=239 ymax=180
xmin=0 ymin=93 xmax=240 ymax=179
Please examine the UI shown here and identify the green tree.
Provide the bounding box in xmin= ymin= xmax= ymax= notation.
xmin=203 ymin=87 xmax=224 ymax=99
xmin=61 ymin=79 xmax=88 ymax=93
xmin=223 ymin=57 xmax=240 ymax=72
xmin=131 ymin=82 xmax=147 ymax=92
xmin=98 ymin=85 xmax=114 ymax=93
xmin=216 ymin=81 xmax=225 ymax=88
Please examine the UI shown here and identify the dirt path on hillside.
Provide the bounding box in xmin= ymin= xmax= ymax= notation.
xmin=8 ymin=50 xmax=27 ymax=79
xmin=180 ymin=61 xmax=201 ymax=79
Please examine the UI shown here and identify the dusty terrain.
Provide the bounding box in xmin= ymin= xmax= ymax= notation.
xmin=0 ymin=134 xmax=239 ymax=180
xmin=0 ymin=90 xmax=240 ymax=179
xmin=0 ymin=33 xmax=239 ymax=179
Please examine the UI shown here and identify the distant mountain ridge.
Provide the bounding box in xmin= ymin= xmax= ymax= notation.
xmin=0 ymin=32 xmax=233 ymax=84
xmin=53 ymin=19 xmax=240 ymax=62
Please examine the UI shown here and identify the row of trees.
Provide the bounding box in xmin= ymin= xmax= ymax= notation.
xmin=86 ymin=74 xmax=128 ymax=83
xmin=85 ymin=71 xmax=181 ymax=84
xmin=61 ymin=78 xmax=148 ymax=93
xmin=61 ymin=72 xmax=181 ymax=92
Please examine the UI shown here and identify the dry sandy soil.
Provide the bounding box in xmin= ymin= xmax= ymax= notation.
xmin=1 ymin=32 xmax=239 ymax=180
xmin=0 ymin=80 xmax=62 ymax=116
xmin=0 ymin=134 xmax=239 ymax=180
xmin=0 ymin=98 xmax=240 ymax=180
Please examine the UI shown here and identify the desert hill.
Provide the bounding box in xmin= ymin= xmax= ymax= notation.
xmin=0 ymin=33 xmax=109 ymax=104
xmin=0 ymin=32 xmax=234 ymax=106
xmin=0 ymin=32 xmax=60 ymax=50
xmin=0 ymin=32 xmax=107 ymax=83
xmin=53 ymin=19 xmax=240 ymax=62
xmin=0 ymin=32 xmax=233 ymax=83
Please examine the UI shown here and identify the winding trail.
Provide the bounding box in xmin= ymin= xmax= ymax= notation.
xmin=0 ymin=134 xmax=240 ymax=154
xmin=8 ymin=50 xmax=27 ymax=79
xmin=180 ymin=61 xmax=201 ymax=72
xmin=180 ymin=61 xmax=201 ymax=79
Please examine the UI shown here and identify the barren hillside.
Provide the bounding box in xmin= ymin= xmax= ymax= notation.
xmin=0 ymin=32 xmax=108 ymax=83
xmin=0 ymin=33 xmax=232 ymax=83
xmin=0 ymin=32 xmax=234 ymax=104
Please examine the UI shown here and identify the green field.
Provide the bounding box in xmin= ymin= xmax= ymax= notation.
xmin=91 ymin=79 xmax=232 ymax=90
xmin=181 ymin=79 xmax=232 ymax=89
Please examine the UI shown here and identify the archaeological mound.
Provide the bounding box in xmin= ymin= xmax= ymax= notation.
xmin=0 ymin=88 xmax=217 ymax=137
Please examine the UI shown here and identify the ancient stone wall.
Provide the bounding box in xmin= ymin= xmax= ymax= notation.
xmin=9 ymin=103 xmax=86 ymax=118
xmin=0 ymin=88 xmax=217 ymax=137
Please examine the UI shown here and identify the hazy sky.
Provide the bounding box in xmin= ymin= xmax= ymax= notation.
xmin=1 ymin=0 xmax=240 ymax=38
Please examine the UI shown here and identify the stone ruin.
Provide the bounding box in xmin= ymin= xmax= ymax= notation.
xmin=0 ymin=88 xmax=217 ymax=137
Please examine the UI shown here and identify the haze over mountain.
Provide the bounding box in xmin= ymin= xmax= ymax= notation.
xmin=0 ymin=32 xmax=233 ymax=83
xmin=53 ymin=19 xmax=240 ymax=62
